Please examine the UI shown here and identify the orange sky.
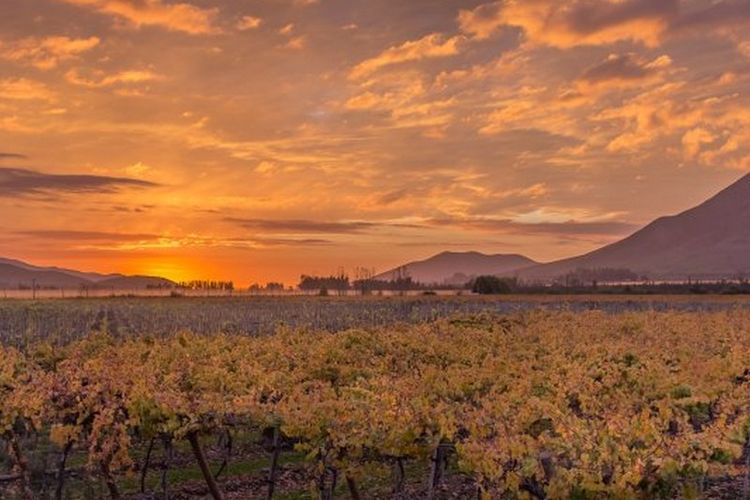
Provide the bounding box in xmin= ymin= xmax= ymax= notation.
xmin=1 ymin=0 xmax=749 ymax=286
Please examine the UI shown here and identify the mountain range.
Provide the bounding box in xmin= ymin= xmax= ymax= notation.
xmin=381 ymin=172 xmax=750 ymax=284
xmin=0 ymin=257 xmax=175 ymax=290
xmin=375 ymin=252 xmax=537 ymax=285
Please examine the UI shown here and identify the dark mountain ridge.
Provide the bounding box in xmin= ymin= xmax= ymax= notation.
xmin=375 ymin=251 xmax=538 ymax=285
xmin=0 ymin=258 xmax=175 ymax=289
xmin=518 ymin=172 xmax=750 ymax=281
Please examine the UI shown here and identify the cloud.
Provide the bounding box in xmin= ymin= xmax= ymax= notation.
xmin=0 ymin=167 xmax=158 ymax=197
xmin=682 ymin=127 xmax=716 ymax=159
xmin=283 ymin=36 xmax=306 ymax=50
xmin=65 ymin=69 xmax=163 ymax=88
xmin=671 ymin=0 xmax=750 ymax=33
xmin=458 ymin=0 xmax=678 ymax=48
xmin=227 ymin=218 xmax=380 ymax=234
xmin=57 ymin=0 xmax=219 ymax=35
xmin=250 ymin=236 xmax=333 ymax=247
xmin=427 ymin=217 xmax=638 ymax=236
xmin=237 ymin=16 xmax=262 ymax=31
xmin=0 ymin=79 xmax=55 ymax=101
xmin=350 ymin=34 xmax=463 ymax=79
xmin=579 ymin=53 xmax=672 ymax=85
xmin=0 ymin=36 xmax=99 ymax=69
xmin=14 ymin=230 xmax=160 ymax=242
xmin=279 ymin=23 xmax=295 ymax=36
xmin=0 ymin=153 xmax=28 ymax=160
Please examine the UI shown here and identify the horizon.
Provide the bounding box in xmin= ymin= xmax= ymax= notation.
xmin=2 ymin=0 xmax=750 ymax=285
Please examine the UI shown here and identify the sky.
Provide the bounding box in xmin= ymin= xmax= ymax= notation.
xmin=0 ymin=0 xmax=749 ymax=286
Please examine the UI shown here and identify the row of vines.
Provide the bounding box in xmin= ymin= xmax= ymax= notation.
xmin=3 ymin=310 xmax=750 ymax=498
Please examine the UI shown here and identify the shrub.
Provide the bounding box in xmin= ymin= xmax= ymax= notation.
xmin=472 ymin=275 xmax=514 ymax=295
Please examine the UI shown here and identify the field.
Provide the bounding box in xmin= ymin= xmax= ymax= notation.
xmin=3 ymin=296 xmax=750 ymax=499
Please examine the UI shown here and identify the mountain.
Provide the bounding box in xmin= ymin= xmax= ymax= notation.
xmin=0 ymin=263 xmax=93 ymax=289
xmin=376 ymin=251 xmax=538 ymax=285
xmin=519 ymin=172 xmax=750 ymax=282
xmin=0 ymin=257 xmax=121 ymax=282
xmin=0 ymin=258 xmax=175 ymax=290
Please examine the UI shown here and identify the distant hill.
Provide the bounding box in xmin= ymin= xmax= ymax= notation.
xmin=0 ymin=257 xmax=121 ymax=282
xmin=376 ymin=251 xmax=538 ymax=285
xmin=519 ymin=172 xmax=750 ymax=281
xmin=0 ymin=258 xmax=175 ymax=290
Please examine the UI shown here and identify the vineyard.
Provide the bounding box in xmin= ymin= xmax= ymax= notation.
xmin=2 ymin=309 xmax=750 ymax=499
xmin=2 ymin=294 xmax=749 ymax=347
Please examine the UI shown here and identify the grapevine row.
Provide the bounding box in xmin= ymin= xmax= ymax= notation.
xmin=2 ymin=310 xmax=750 ymax=498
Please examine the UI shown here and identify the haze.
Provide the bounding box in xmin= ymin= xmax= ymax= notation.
xmin=1 ymin=0 xmax=749 ymax=285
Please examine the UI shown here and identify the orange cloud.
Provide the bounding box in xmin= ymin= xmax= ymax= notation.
xmin=0 ymin=36 xmax=100 ymax=69
xmin=65 ymin=69 xmax=163 ymax=88
xmin=350 ymin=34 xmax=463 ymax=80
xmin=58 ymin=0 xmax=219 ymax=34
xmin=458 ymin=0 xmax=677 ymax=48
xmin=682 ymin=127 xmax=716 ymax=159
xmin=236 ymin=16 xmax=262 ymax=31
xmin=0 ymin=78 xmax=55 ymax=101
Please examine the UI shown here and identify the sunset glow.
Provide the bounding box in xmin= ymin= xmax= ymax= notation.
xmin=1 ymin=0 xmax=749 ymax=285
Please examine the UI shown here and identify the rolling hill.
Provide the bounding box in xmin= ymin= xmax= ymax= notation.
xmin=375 ymin=251 xmax=538 ymax=285
xmin=0 ymin=258 xmax=175 ymax=290
xmin=519 ymin=172 xmax=750 ymax=281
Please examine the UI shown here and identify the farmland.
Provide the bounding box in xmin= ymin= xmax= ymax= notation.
xmin=2 ymin=294 xmax=750 ymax=347
xmin=2 ymin=297 xmax=750 ymax=499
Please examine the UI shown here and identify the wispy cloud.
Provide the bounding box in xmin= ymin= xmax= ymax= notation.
xmin=227 ymin=218 xmax=380 ymax=234
xmin=65 ymin=69 xmax=163 ymax=88
xmin=236 ymin=16 xmax=262 ymax=31
xmin=14 ymin=230 xmax=160 ymax=242
xmin=350 ymin=34 xmax=463 ymax=79
xmin=0 ymin=78 xmax=55 ymax=101
xmin=57 ymin=0 xmax=219 ymax=34
xmin=0 ymin=167 xmax=158 ymax=197
xmin=427 ymin=217 xmax=638 ymax=237
xmin=0 ymin=35 xmax=99 ymax=69
xmin=458 ymin=0 xmax=678 ymax=47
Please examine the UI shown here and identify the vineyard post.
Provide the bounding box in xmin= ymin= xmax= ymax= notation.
xmin=187 ymin=431 xmax=226 ymax=500
xmin=160 ymin=437 xmax=173 ymax=499
xmin=427 ymin=445 xmax=440 ymax=500
xmin=267 ymin=425 xmax=281 ymax=500
xmin=345 ymin=475 xmax=361 ymax=500
xmin=744 ymin=446 xmax=749 ymax=500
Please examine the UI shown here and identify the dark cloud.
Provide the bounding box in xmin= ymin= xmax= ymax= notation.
xmin=671 ymin=0 xmax=750 ymax=32
xmin=0 ymin=153 xmax=28 ymax=160
xmin=227 ymin=218 xmax=381 ymax=234
xmin=427 ymin=218 xmax=638 ymax=236
xmin=0 ymin=167 xmax=158 ymax=197
xmin=250 ymin=236 xmax=334 ymax=247
xmin=580 ymin=53 xmax=659 ymax=83
xmin=566 ymin=0 xmax=679 ymax=35
xmin=14 ymin=230 xmax=159 ymax=242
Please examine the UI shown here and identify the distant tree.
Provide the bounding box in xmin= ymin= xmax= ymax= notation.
xmin=472 ymin=276 xmax=515 ymax=295
xmin=352 ymin=267 xmax=376 ymax=295
xmin=298 ymin=273 xmax=350 ymax=294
